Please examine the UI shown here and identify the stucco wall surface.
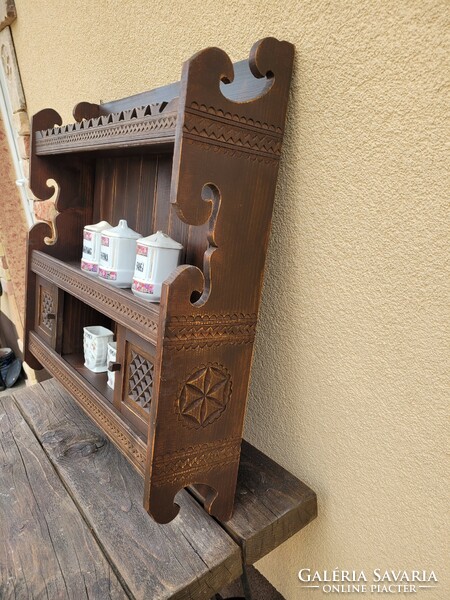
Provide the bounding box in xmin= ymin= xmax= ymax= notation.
xmin=11 ymin=1 xmax=448 ymax=598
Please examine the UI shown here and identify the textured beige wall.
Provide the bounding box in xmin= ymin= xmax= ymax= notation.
xmin=11 ymin=1 xmax=448 ymax=598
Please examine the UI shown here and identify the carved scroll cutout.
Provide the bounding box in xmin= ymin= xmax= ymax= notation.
xmin=193 ymin=182 xmax=221 ymax=306
xmin=32 ymin=178 xmax=60 ymax=245
xmin=168 ymin=38 xmax=294 ymax=315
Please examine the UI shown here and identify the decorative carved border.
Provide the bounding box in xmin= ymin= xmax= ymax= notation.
xmin=31 ymin=251 xmax=159 ymax=343
xmin=35 ymin=104 xmax=177 ymax=155
xmin=183 ymin=107 xmax=281 ymax=162
xmin=152 ymin=437 xmax=241 ymax=487
xmin=185 ymin=137 xmax=278 ymax=164
xmin=165 ymin=313 xmax=257 ymax=349
xmin=188 ymin=102 xmax=283 ymax=133
xmin=29 ymin=332 xmax=147 ymax=475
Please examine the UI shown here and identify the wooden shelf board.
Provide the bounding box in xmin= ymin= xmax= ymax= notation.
xmin=63 ymin=353 xmax=114 ymax=405
xmin=28 ymin=332 xmax=147 ymax=474
xmin=31 ymin=250 xmax=160 ymax=346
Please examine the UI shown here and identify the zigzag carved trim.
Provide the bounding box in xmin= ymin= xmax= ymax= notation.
xmin=35 ymin=103 xmax=177 ymax=154
xmin=188 ymin=102 xmax=283 ymax=134
xmin=31 ymin=251 xmax=158 ymax=344
xmin=164 ymin=313 xmax=257 ymax=349
xmin=183 ymin=111 xmax=281 ymax=162
xmin=151 ymin=437 xmax=241 ymax=487
xmin=29 ymin=333 xmax=147 ymax=475
xmin=185 ymin=136 xmax=278 ymax=164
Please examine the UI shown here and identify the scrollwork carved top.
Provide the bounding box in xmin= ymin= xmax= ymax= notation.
xmin=34 ymin=100 xmax=178 ymax=156
xmin=167 ymin=38 xmax=294 ymax=316
xmin=179 ymin=37 xmax=294 ymax=127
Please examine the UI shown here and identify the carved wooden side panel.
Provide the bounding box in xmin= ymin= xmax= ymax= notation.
xmin=144 ymin=38 xmax=294 ymax=523
xmin=25 ymin=109 xmax=93 ymax=369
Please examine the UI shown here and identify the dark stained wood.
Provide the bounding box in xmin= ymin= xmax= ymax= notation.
xmin=90 ymin=152 xmax=163 ymax=234
xmin=13 ymin=380 xmax=242 ymax=600
xmin=114 ymin=326 xmax=156 ymax=436
xmin=30 ymin=251 xmax=160 ymax=346
xmin=146 ymin=37 xmax=295 ymax=523
xmin=36 ymin=101 xmax=178 ymax=156
xmin=34 ymin=274 xmax=64 ymax=351
xmin=74 ymin=57 xmax=268 ymax=119
xmin=64 ymin=352 xmax=114 ymax=404
xmin=61 ymin=292 xmax=113 ymax=355
xmin=28 ymin=331 xmax=148 ymax=473
xmin=25 ymin=38 xmax=296 ymax=524
xmin=193 ymin=441 xmax=318 ymax=565
xmin=0 ymin=394 xmax=128 ymax=599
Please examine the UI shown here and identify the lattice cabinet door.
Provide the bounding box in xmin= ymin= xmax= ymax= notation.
xmin=34 ymin=275 xmax=64 ymax=351
xmin=114 ymin=326 xmax=156 ymax=436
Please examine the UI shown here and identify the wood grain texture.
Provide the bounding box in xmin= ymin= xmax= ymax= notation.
xmin=31 ymin=251 xmax=160 ymax=345
xmin=25 ymin=38 xmax=295 ymax=524
xmin=36 ymin=102 xmax=178 ymax=156
xmin=0 ymin=394 xmax=128 ymax=599
xmin=28 ymin=331 xmax=149 ymax=475
xmin=13 ymin=380 xmax=242 ymax=600
xmin=195 ymin=441 xmax=317 ymax=565
xmin=145 ymin=37 xmax=294 ymax=523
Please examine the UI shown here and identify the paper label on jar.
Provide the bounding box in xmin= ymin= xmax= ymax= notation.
xmin=82 ymin=230 xmax=94 ymax=260
xmin=134 ymin=245 xmax=154 ymax=281
xmin=100 ymin=236 xmax=114 ymax=268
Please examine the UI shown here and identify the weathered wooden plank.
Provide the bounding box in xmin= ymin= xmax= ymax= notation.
xmin=0 ymin=394 xmax=128 ymax=600
xmin=13 ymin=380 xmax=242 ymax=600
xmin=227 ymin=441 xmax=317 ymax=564
xmin=194 ymin=441 xmax=317 ymax=565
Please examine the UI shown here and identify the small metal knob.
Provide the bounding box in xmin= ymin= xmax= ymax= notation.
xmin=108 ymin=361 xmax=121 ymax=372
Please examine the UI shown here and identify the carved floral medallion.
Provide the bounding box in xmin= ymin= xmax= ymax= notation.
xmin=178 ymin=363 xmax=231 ymax=427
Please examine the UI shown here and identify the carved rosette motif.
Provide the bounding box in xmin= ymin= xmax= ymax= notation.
xmin=178 ymin=363 xmax=232 ymax=428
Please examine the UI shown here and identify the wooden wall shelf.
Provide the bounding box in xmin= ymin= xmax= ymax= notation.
xmin=25 ymin=37 xmax=295 ymax=523
xmin=31 ymin=250 xmax=159 ymax=345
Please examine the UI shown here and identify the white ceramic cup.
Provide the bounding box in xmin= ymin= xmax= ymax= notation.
xmin=106 ymin=342 xmax=117 ymax=389
xmin=83 ymin=326 xmax=114 ymax=373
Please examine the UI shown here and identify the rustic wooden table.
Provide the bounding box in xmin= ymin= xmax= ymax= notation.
xmin=0 ymin=380 xmax=317 ymax=599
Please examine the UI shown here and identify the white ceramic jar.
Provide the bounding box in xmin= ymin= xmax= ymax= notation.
xmin=98 ymin=220 xmax=141 ymax=287
xmin=131 ymin=231 xmax=183 ymax=302
xmin=81 ymin=220 xmax=111 ymax=275
xmin=83 ymin=326 xmax=114 ymax=373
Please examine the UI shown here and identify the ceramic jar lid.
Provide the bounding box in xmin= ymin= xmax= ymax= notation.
xmin=84 ymin=220 xmax=111 ymax=232
xmin=103 ymin=219 xmax=141 ymax=239
xmin=137 ymin=230 xmax=183 ymax=249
